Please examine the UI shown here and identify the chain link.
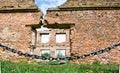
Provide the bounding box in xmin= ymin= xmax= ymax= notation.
xmin=0 ymin=41 xmax=120 ymax=61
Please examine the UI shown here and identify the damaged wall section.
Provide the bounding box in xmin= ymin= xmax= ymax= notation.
xmin=44 ymin=0 xmax=120 ymax=64
xmin=34 ymin=24 xmax=74 ymax=57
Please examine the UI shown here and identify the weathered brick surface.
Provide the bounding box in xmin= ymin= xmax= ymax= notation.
xmin=0 ymin=12 xmax=41 ymax=25
xmin=0 ymin=0 xmax=35 ymax=8
xmin=0 ymin=12 xmax=42 ymax=49
xmin=0 ymin=0 xmax=120 ymax=63
xmin=59 ymin=0 xmax=120 ymax=7
xmin=45 ymin=0 xmax=120 ymax=63
xmin=0 ymin=0 xmax=42 ymax=60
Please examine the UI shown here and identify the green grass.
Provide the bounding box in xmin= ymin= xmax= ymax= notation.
xmin=0 ymin=60 xmax=119 ymax=73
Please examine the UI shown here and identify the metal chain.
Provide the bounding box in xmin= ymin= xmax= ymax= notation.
xmin=0 ymin=41 xmax=120 ymax=61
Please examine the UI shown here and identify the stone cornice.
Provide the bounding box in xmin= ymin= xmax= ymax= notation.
xmin=47 ymin=6 xmax=120 ymax=12
xmin=0 ymin=8 xmax=40 ymax=13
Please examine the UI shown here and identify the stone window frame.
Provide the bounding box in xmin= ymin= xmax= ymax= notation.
xmin=36 ymin=29 xmax=70 ymax=46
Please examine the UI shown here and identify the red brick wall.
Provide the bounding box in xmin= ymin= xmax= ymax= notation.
xmin=45 ymin=10 xmax=120 ymax=63
xmin=0 ymin=12 xmax=41 ymax=25
xmin=0 ymin=12 xmax=42 ymax=51
xmin=0 ymin=0 xmax=42 ymax=61
xmin=0 ymin=0 xmax=34 ymax=7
